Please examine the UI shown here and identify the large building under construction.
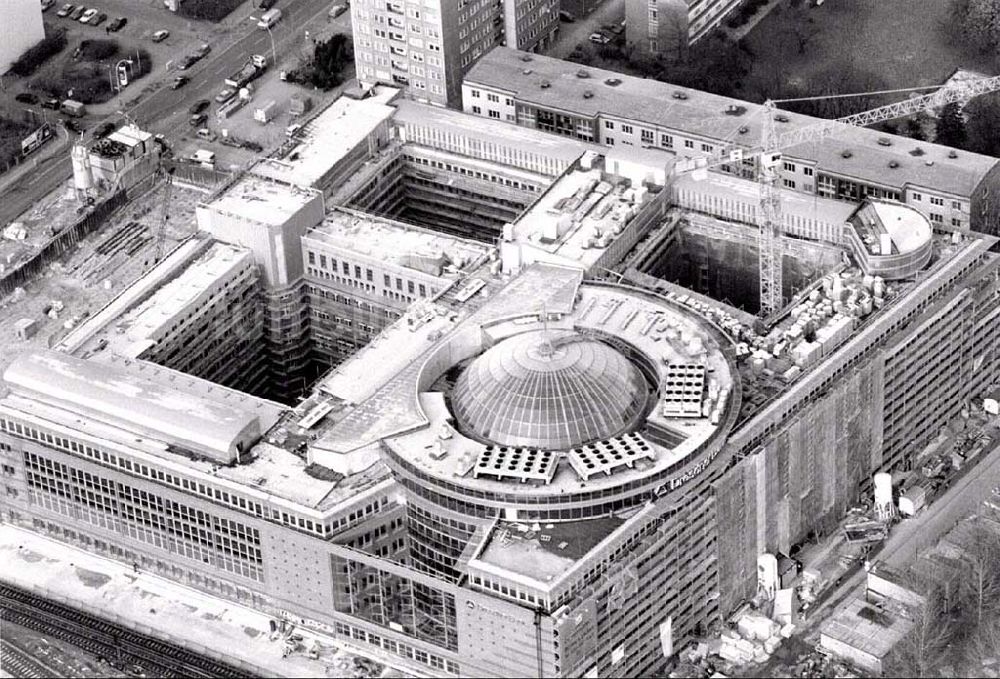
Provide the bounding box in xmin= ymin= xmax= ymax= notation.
xmin=3 ymin=53 xmax=1000 ymax=679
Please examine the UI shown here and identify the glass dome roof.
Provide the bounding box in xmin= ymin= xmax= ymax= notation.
xmin=451 ymin=330 xmax=648 ymax=450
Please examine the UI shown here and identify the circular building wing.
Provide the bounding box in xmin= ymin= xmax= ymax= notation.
xmin=451 ymin=329 xmax=648 ymax=450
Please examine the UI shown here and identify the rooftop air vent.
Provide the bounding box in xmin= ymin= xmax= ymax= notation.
xmin=888 ymin=160 xmax=899 ymax=168
xmin=925 ymin=160 xmax=935 ymax=166
xmin=949 ymin=149 xmax=959 ymax=158
xmin=841 ymin=150 xmax=853 ymax=159
xmin=521 ymin=54 xmax=533 ymax=62
xmin=724 ymin=105 xmax=747 ymax=116
xmin=738 ymin=125 xmax=750 ymax=134
xmin=522 ymin=68 xmax=533 ymax=75
xmin=877 ymin=137 xmax=892 ymax=147
xmin=583 ymin=90 xmax=594 ymax=99
xmin=774 ymin=114 xmax=790 ymax=123
xmin=910 ymin=147 xmax=926 ymax=157
xmin=540 ymin=80 xmax=551 ymax=89
xmin=576 ymin=69 xmax=590 ymax=79
xmin=672 ymin=91 xmax=689 ymax=100
xmin=604 ymin=78 xmax=622 ymax=86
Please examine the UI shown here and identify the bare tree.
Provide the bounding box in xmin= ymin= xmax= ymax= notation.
xmin=786 ymin=7 xmax=821 ymax=55
xmin=961 ymin=528 xmax=1000 ymax=627
xmin=887 ymin=592 xmax=955 ymax=679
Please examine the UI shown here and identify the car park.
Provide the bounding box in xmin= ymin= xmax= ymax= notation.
xmin=588 ymin=32 xmax=610 ymax=44
xmin=329 ymin=3 xmax=347 ymax=18
xmin=90 ymin=11 xmax=106 ymax=25
xmin=107 ymin=16 xmax=126 ymax=32
xmin=214 ymin=88 xmax=236 ymax=104
xmin=15 ymin=93 xmax=39 ymax=105
xmin=56 ymin=4 xmax=74 ymax=17
xmin=171 ymin=75 xmax=189 ymax=90
xmin=189 ymin=112 xmax=208 ymax=127
xmin=152 ymin=30 xmax=170 ymax=42
xmin=189 ymin=99 xmax=210 ymax=115
xmin=79 ymin=8 xmax=97 ymax=22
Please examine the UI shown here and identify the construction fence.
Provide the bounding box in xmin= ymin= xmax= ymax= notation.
xmin=0 ymin=174 xmax=161 ymax=299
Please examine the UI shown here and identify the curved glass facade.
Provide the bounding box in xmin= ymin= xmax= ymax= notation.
xmin=452 ymin=330 xmax=648 ymax=450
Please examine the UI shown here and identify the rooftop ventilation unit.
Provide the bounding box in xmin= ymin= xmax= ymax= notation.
xmin=672 ymin=91 xmax=689 ymax=100
xmin=738 ymin=125 xmax=750 ymax=134
xmin=948 ymin=149 xmax=959 ymax=158
xmin=877 ymin=137 xmax=892 ymax=146
xmin=925 ymin=160 xmax=935 ymax=166
xmin=888 ymin=160 xmax=899 ymax=168
xmin=724 ymin=104 xmax=747 ymax=116
xmin=576 ymin=69 xmax=590 ymax=78
xmin=522 ymin=68 xmax=533 ymax=75
xmin=540 ymin=81 xmax=551 ymax=89
xmin=521 ymin=54 xmax=533 ymax=62
xmin=774 ymin=114 xmax=790 ymax=123
xmin=910 ymin=147 xmax=926 ymax=156
xmin=583 ymin=90 xmax=594 ymax=99
xmin=841 ymin=150 xmax=853 ymax=158
xmin=604 ymin=78 xmax=622 ymax=86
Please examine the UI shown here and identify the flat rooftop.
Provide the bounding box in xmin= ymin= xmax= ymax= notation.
xmin=465 ymin=47 xmax=998 ymax=197
xmin=392 ymin=98 xmax=600 ymax=176
xmin=857 ymin=200 xmax=933 ymax=255
xmin=251 ymin=86 xmax=399 ymax=188
xmin=205 ymin=173 xmax=320 ymax=226
xmin=474 ymin=516 xmax=625 ymax=583
xmin=304 ymin=208 xmax=492 ymax=274
xmin=67 ymin=241 xmax=253 ymax=359
xmin=821 ymin=596 xmax=914 ymax=660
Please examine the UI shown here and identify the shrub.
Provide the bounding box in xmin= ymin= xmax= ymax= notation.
xmin=78 ymin=39 xmax=119 ymax=61
xmin=176 ymin=0 xmax=244 ymax=22
xmin=10 ymin=28 xmax=67 ymax=77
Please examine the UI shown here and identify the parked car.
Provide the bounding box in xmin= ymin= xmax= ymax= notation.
xmin=107 ymin=16 xmax=126 ymax=32
xmin=171 ymin=75 xmax=189 ymax=90
xmin=177 ymin=54 xmax=199 ymax=70
xmin=63 ymin=118 xmax=82 ymax=133
xmin=259 ymin=0 xmax=277 ymax=8
xmin=93 ymin=121 xmax=115 ymax=139
xmin=56 ymin=3 xmax=75 ymax=17
xmin=41 ymin=0 xmax=56 ymax=12
xmin=79 ymin=8 xmax=98 ymax=22
xmin=151 ymin=30 xmax=170 ymax=42
xmin=588 ymin=32 xmax=610 ymax=44
xmin=189 ymin=112 xmax=208 ymax=127
xmin=194 ymin=43 xmax=212 ymax=58
xmin=15 ymin=93 xmax=39 ymax=105
xmin=189 ymin=99 xmax=210 ymax=115
xmin=70 ymin=6 xmax=87 ymax=20
xmin=90 ymin=11 xmax=107 ymax=25
xmin=41 ymin=97 xmax=61 ymax=110
xmin=328 ymin=3 xmax=347 ymax=18
xmin=214 ymin=88 xmax=236 ymax=104
xmin=558 ymin=10 xmax=574 ymax=22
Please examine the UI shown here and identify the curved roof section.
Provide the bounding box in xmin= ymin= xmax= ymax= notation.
xmin=451 ymin=329 xmax=648 ymax=449
xmin=866 ymin=201 xmax=932 ymax=255
xmin=3 ymin=351 xmax=260 ymax=463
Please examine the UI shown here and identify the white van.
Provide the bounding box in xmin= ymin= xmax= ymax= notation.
xmin=258 ymin=9 xmax=282 ymax=29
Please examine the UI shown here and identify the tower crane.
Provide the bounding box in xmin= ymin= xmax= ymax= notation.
xmin=151 ymin=165 xmax=175 ymax=265
xmin=677 ymin=73 xmax=1000 ymax=319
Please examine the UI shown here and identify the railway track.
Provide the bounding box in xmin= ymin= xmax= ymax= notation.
xmin=0 ymin=584 xmax=254 ymax=678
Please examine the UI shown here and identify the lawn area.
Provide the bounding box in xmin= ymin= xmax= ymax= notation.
xmin=743 ymin=0 xmax=997 ymax=95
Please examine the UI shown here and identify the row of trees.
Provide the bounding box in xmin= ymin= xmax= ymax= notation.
xmin=950 ymin=0 xmax=1000 ymax=57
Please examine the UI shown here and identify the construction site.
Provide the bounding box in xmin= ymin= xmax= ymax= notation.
xmin=6 ymin=48 xmax=1000 ymax=679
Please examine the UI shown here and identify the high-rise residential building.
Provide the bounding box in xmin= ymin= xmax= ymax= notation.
xmin=351 ymin=0 xmax=559 ymax=107
xmin=625 ymin=0 xmax=743 ymax=57
xmin=0 ymin=0 xmax=45 ymax=74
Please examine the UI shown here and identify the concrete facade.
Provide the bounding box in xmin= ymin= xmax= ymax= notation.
xmin=0 ymin=0 xmax=44 ymax=74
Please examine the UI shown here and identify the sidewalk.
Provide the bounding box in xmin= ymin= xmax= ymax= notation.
xmin=0 ymin=525 xmax=372 ymax=678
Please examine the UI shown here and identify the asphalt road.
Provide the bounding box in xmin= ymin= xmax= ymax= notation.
xmin=0 ymin=0 xmax=335 ymax=226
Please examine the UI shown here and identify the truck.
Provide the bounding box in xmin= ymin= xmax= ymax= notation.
xmin=60 ymin=99 xmax=86 ymax=117
xmin=225 ymin=54 xmax=267 ymax=89
xmin=254 ymin=99 xmax=278 ymax=124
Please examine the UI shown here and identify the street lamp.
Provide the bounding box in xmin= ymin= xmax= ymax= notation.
xmin=249 ymin=16 xmax=278 ymax=66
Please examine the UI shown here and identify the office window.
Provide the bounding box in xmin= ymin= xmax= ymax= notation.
xmin=470 ymin=89 xmax=480 ymax=98
xmin=472 ymin=105 xmax=481 ymax=114
xmin=384 ymin=274 xmax=391 ymax=287
xmin=952 ymin=200 xmax=962 ymax=209
xmin=803 ymin=167 xmax=814 ymax=177
xmin=952 ymin=218 xmax=962 ymax=226
xmin=684 ymin=140 xmax=694 ymax=149
xmin=489 ymin=110 xmax=500 ymax=119
xmin=308 ymin=251 xmax=315 ymax=265
xmin=783 ymin=161 xmax=796 ymax=172
xmin=605 ymin=120 xmax=614 ymax=129
xmin=660 ymin=134 xmax=673 ymax=148
xmin=912 ymin=192 xmax=922 ymax=201
xmin=621 ymin=124 xmax=633 ymax=134
xmin=783 ymin=179 xmax=796 ymax=189
xmin=930 ymin=213 xmax=943 ymax=223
